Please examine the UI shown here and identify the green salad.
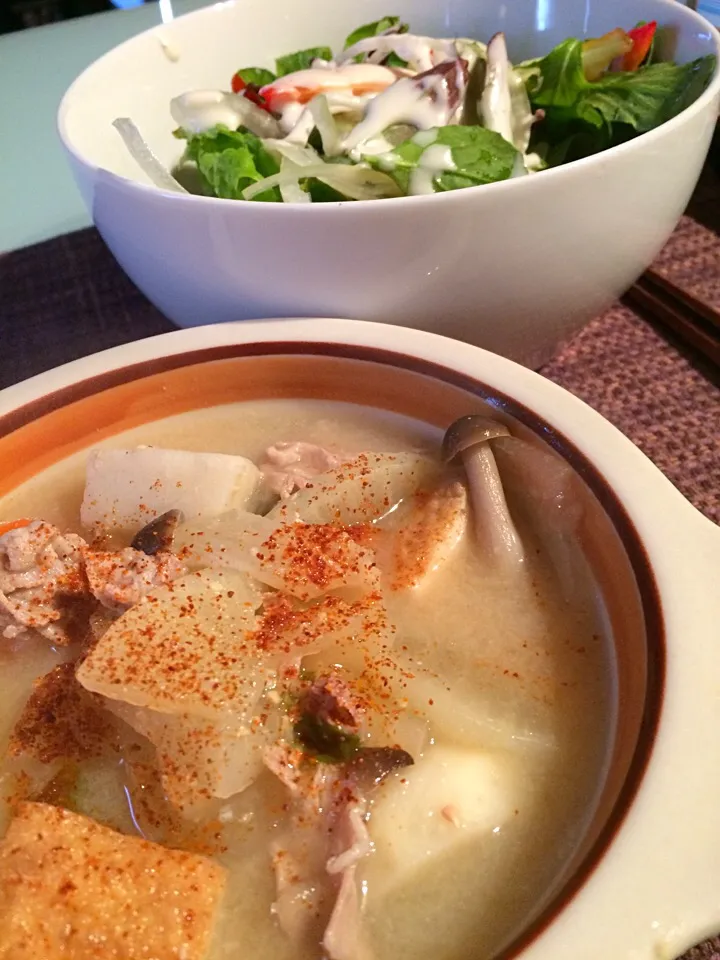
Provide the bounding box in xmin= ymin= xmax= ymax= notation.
xmin=116 ymin=18 xmax=716 ymax=201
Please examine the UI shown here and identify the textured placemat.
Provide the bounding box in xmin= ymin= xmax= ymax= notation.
xmin=1 ymin=210 xmax=718 ymax=527
xmin=685 ymin=943 xmax=720 ymax=960
xmin=542 ymin=212 xmax=720 ymax=527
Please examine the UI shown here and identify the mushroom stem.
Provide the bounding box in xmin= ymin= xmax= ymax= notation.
xmin=442 ymin=415 xmax=525 ymax=569
xmin=462 ymin=444 xmax=525 ymax=566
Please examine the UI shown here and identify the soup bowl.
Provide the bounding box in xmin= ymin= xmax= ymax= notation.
xmin=0 ymin=318 xmax=718 ymax=959
xmin=57 ymin=0 xmax=720 ymax=367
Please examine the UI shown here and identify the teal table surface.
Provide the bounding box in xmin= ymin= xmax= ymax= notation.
xmin=0 ymin=0 xmax=209 ymax=254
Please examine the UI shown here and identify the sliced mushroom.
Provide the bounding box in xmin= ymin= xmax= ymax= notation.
xmin=442 ymin=415 xmax=524 ymax=568
xmin=130 ymin=509 xmax=183 ymax=556
xmin=347 ymin=746 xmax=414 ymax=790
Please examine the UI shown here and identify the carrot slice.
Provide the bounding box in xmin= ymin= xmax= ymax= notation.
xmin=0 ymin=518 xmax=32 ymax=537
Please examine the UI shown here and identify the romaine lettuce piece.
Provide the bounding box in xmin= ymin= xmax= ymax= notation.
xmin=180 ymin=125 xmax=280 ymax=200
xmin=367 ymin=125 xmax=518 ymax=194
xmin=524 ymin=38 xmax=716 ymax=164
xmin=232 ymin=66 xmax=276 ymax=87
xmin=343 ymin=16 xmax=409 ymax=66
xmin=528 ymin=38 xmax=714 ymax=127
xmin=276 ymin=46 xmax=333 ymax=77
xmin=344 ymin=15 xmax=407 ymax=49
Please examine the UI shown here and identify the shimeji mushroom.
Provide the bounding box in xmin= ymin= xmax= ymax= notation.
xmin=131 ymin=509 xmax=184 ymax=556
xmin=442 ymin=415 xmax=525 ymax=567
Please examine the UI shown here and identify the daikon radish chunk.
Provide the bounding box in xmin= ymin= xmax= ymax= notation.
xmin=76 ymin=568 xmax=285 ymax=813
xmin=374 ymin=480 xmax=468 ymax=591
xmin=80 ymin=447 xmax=261 ymax=532
xmin=363 ymin=747 xmax=524 ymax=896
xmin=176 ymin=511 xmax=378 ymax=600
xmin=268 ymin=452 xmax=441 ymax=525
xmin=398 ymin=668 xmax=556 ymax=752
xmin=107 ymin=700 xmax=279 ymax=815
xmin=76 ymin=569 xmax=265 ymax=719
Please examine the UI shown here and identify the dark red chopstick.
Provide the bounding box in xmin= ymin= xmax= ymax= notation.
xmin=622 ymin=267 xmax=720 ymax=369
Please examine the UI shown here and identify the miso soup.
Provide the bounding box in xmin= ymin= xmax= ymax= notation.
xmin=0 ymin=400 xmax=613 ymax=960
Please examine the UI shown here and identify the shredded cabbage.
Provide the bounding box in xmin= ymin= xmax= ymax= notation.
xmin=243 ymin=155 xmax=401 ymax=202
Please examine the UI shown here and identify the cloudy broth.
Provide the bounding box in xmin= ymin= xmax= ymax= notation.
xmin=0 ymin=399 xmax=614 ymax=960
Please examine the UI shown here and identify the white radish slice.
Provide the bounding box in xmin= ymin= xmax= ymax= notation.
xmin=362 ymin=746 xmax=524 ymax=896
xmin=175 ymin=510 xmax=378 ymax=600
xmin=108 ymin=699 xmax=278 ymax=817
xmin=80 ymin=446 xmax=261 ymax=533
xmin=268 ymin=452 xmax=441 ymax=526
xmin=77 ymin=568 xmax=275 ymax=814
xmin=76 ymin=569 xmax=265 ymax=719
xmin=113 ymin=118 xmax=188 ymax=193
xmin=395 ymin=666 xmax=556 ymax=753
xmin=309 ymin=95 xmax=341 ymax=157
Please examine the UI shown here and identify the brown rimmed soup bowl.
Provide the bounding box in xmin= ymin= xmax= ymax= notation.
xmin=0 ymin=318 xmax=718 ymax=960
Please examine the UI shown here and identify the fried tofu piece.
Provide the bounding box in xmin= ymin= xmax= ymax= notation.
xmin=0 ymin=802 xmax=226 ymax=959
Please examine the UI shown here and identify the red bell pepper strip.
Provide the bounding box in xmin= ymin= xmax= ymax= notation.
xmin=620 ymin=21 xmax=657 ymax=72
xmin=230 ymin=73 xmax=273 ymax=112
xmin=231 ymin=73 xmax=246 ymax=94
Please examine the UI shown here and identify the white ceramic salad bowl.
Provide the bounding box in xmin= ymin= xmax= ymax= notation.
xmin=57 ymin=0 xmax=720 ymax=368
xmin=0 ymin=317 xmax=719 ymax=960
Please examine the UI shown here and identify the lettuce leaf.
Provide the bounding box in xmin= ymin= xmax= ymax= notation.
xmin=233 ymin=67 xmax=276 ymax=87
xmin=343 ymin=15 xmax=407 ymax=48
xmin=343 ymin=16 xmax=409 ymax=67
xmin=368 ymin=126 xmax=517 ymax=194
xmin=181 ymin=126 xmax=280 ymax=201
xmin=275 ymin=46 xmax=333 ymax=76
xmin=526 ymin=39 xmax=715 ymax=164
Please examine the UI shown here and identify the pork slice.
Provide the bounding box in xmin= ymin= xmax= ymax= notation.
xmin=83 ymin=546 xmax=185 ymax=613
xmin=260 ymin=442 xmax=345 ymax=499
xmin=0 ymin=521 xmax=89 ymax=644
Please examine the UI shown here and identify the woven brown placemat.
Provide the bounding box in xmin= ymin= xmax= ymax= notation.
xmin=541 ymin=212 xmax=720 ymax=527
xmin=684 ymin=943 xmax=720 ymax=960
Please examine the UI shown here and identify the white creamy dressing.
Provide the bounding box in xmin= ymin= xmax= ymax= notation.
xmin=412 ymin=129 xmax=439 ymax=147
xmin=349 ymin=135 xmax=395 ymax=161
xmin=157 ymin=34 xmax=180 ymax=63
xmin=342 ymin=73 xmax=450 ymax=151
xmin=280 ymin=92 xmax=376 ymax=140
xmin=339 ymin=34 xmax=458 ymax=73
xmin=170 ymin=90 xmax=247 ymax=134
xmin=409 ymin=142 xmax=455 ymax=195
xmin=168 ymin=33 xmax=533 ymax=199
